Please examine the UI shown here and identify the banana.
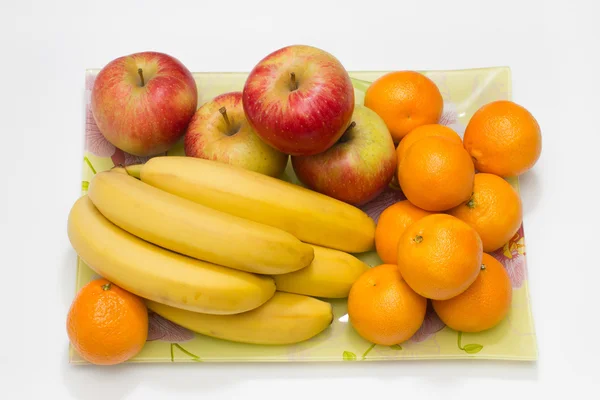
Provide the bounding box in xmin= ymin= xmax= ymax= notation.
xmin=123 ymin=163 xmax=142 ymax=178
xmin=67 ymin=196 xmax=276 ymax=314
xmin=138 ymin=157 xmax=376 ymax=253
xmin=273 ymin=245 xmax=370 ymax=298
xmin=87 ymin=171 xmax=314 ymax=275
xmin=146 ymin=292 xmax=333 ymax=345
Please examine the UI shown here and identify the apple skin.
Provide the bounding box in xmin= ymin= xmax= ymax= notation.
xmin=184 ymin=92 xmax=288 ymax=177
xmin=291 ymin=105 xmax=397 ymax=206
xmin=242 ymin=45 xmax=354 ymax=156
xmin=91 ymin=51 xmax=198 ymax=157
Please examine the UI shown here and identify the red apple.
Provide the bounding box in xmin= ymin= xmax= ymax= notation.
xmin=91 ymin=51 xmax=198 ymax=157
xmin=242 ymin=45 xmax=354 ymax=156
xmin=291 ymin=105 xmax=397 ymax=206
xmin=184 ymin=92 xmax=288 ymax=177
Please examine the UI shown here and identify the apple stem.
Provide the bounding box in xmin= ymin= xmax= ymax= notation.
xmin=345 ymin=121 xmax=356 ymax=134
xmin=138 ymin=68 xmax=145 ymax=87
xmin=290 ymin=72 xmax=298 ymax=91
xmin=338 ymin=121 xmax=356 ymax=143
xmin=219 ymin=107 xmax=231 ymax=128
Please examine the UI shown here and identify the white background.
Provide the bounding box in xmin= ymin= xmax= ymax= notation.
xmin=1 ymin=0 xmax=599 ymax=398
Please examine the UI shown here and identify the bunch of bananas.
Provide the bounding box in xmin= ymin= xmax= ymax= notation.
xmin=67 ymin=157 xmax=375 ymax=345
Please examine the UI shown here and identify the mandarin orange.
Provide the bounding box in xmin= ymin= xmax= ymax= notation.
xmin=448 ymin=173 xmax=523 ymax=252
xmin=463 ymin=100 xmax=542 ymax=177
xmin=432 ymin=253 xmax=512 ymax=332
xmin=397 ymin=214 xmax=483 ymax=300
xmin=348 ymin=264 xmax=427 ymax=345
xmin=396 ymin=124 xmax=462 ymax=163
xmin=67 ymin=278 xmax=148 ymax=365
xmin=375 ymin=200 xmax=432 ymax=264
xmin=398 ymin=136 xmax=474 ymax=211
xmin=364 ymin=71 xmax=443 ymax=143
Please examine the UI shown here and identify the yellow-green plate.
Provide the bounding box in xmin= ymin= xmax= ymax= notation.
xmin=72 ymin=67 xmax=537 ymax=363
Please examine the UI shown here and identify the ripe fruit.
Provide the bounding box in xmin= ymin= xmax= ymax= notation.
xmin=184 ymin=91 xmax=288 ymax=177
xmin=448 ymin=173 xmax=523 ymax=252
xmin=397 ymin=214 xmax=483 ymax=300
xmin=147 ymin=292 xmax=333 ymax=345
xmin=432 ymin=253 xmax=512 ymax=332
xmin=291 ymin=105 xmax=397 ymax=206
xmin=364 ymin=71 xmax=443 ymax=143
xmin=91 ymin=51 xmax=197 ymax=157
xmin=123 ymin=163 xmax=142 ymax=178
xmin=67 ymin=278 xmax=148 ymax=365
xmin=67 ymin=196 xmax=276 ymax=315
xmin=88 ymin=171 xmax=314 ymax=275
xmin=375 ymin=200 xmax=432 ymax=264
xmin=273 ymin=245 xmax=370 ymax=298
xmin=463 ymin=100 xmax=542 ymax=177
xmin=242 ymin=45 xmax=354 ymax=156
xmin=396 ymin=124 xmax=462 ymax=163
xmin=348 ymin=264 xmax=427 ymax=345
xmin=398 ymin=136 xmax=475 ymax=211
xmin=139 ymin=157 xmax=376 ymax=253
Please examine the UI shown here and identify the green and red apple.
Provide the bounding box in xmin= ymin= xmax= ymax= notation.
xmin=242 ymin=45 xmax=354 ymax=156
xmin=184 ymin=92 xmax=288 ymax=177
xmin=91 ymin=51 xmax=198 ymax=157
xmin=292 ymin=105 xmax=397 ymax=206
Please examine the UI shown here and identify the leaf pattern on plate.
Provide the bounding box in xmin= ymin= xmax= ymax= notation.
xmin=463 ymin=343 xmax=484 ymax=354
xmin=457 ymin=331 xmax=484 ymax=354
xmin=147 ymin=311 xmax=195 ymax=343
xmin=342 ymin=351 xmax=357 ymax=361
xmin=410 ymin=302 xmax=446 ymax=343
xmin=170 ymin=343 xmax=202 ymax=362
xmin=490 ymin=224 xmax=527 ymax=288
xmin=361 ymin=343 xmax=376 ymax=360
xmin=83 ymin=156 xmax=97 ymax=175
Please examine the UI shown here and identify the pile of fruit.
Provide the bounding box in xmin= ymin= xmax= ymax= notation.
xmin=66 ymin=45 xmax=542 ymax=365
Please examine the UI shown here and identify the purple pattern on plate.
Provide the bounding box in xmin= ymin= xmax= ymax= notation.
xmin=360 ymin=185 xmax=406 ymax=224
xmin=410 ymin=302 xmax=446 ymax=343
xmin=147 ymin=311 xmax=195 ymax=343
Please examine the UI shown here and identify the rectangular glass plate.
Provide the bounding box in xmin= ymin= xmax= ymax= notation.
xmin=72 ymin=67 xmax=537 ymax=363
